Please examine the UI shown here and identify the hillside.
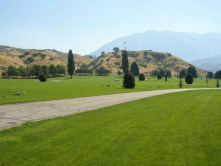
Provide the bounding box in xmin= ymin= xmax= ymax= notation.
xmin=0 ymin=45 xmax=94 ymax=73
xmin=192 ymin=54 xmax=221 ymax=73
xmin=88 ymin=51 xmax=206 ymax=76
xmin=90 ymin=30 xmax=221 ymax=62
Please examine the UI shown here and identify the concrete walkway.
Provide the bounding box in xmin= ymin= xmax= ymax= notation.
xmin=0 ymin=88 xmax=218 ymax=130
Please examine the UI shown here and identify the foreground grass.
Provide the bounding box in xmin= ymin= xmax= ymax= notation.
xmin=0 ymin=75 xmax=217 ymax=105
xmin=0 ymin=90 xmax=220 ymax=165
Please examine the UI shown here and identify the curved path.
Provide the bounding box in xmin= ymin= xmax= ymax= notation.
xmin=0 ymin=88 xmax=218 ymax=130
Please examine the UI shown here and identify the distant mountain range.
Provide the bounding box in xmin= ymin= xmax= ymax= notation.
xmin=90 ymin=30 xmax=221 ymax=62
xmin=192 ymin=54 xmax=221 ymax=73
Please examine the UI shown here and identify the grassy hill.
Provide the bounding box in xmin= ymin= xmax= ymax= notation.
xmin=0 ymin=45 xmax=94 ymax=73
xmin=88 ymin=51 xmax=206 ymax=77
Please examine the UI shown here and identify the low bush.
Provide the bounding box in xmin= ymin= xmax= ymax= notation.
xmin=185 ymin=73 xmax=193 ymax=84
xmin=114 ymin=62 xmax=120 ymax=65
xmin=39 ymin=74 xmax=47 ymax=82
xmin=157 ymin=74 xmax=162 ymax=79
xmin=139 ymin=73 xmax=145 ymax=81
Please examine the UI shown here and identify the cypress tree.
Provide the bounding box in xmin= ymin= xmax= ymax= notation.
xmin=123 ymin=69 xmax=135 ymax=88
xmin=130 ymin=62 xmax=140 ymax=76
xmin=68 ymin=50 xmax=75 ymax=78
xmin=122 ymin=50 xmax=129 ymax=74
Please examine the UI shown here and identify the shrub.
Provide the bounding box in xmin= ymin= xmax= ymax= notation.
xmin=95 ymin=67 xmax=111 ymax=76
xmin=75 ymin=68 xmax=93 ymax=75
xmin=128 ymin=51 xmax=139 ymax=58
xmin=19 ymin=51 xmax=30 ymax=58
xmin=139 ymin=64 xmax=147 ymax=68
xmin=114 ymin=54 xmax=121 ymax=58
xmin=1 ymin=72 xmax=6 ymax=77
xmin=39 ymin=54 xmax=46 ymax=59
xmin=25 ymin=57 xmax=34 ymax=64
xmin=118 ymin=70 xmax=122 ymax=75
xmin=39 ymin=74 xmax=47 ymax=82
xmin=185 ymin=73 xmax=193 ymax=84
xmin=106 ymin=58 xmax=110 ymax=62
xmin=49 ymin=57 xmax=54 ymax=60
xmin=139 ymin=73 xmax=145 ymax=81
xmin=33 ymin=53 xmax=39 ymax=57
xmin=114 ymin=62 xmax=120 ymax=66
xmin=149 ymin=52 xmax=166 ymax=61
xmin=123 ymin=70 xmax=135 ymax=88
xmin=157 ymin=74 xmax=162 ymax=79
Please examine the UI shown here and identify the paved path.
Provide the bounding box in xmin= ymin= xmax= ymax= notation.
xmin=0 ymin=88 xmax=218 ymax=130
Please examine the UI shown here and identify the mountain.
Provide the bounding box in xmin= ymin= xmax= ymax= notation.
xmin=90 ymin=30 xmax=221 ymax=62
xmin=192 ymin=54 xmax=221 ymax=73
xmin=0 ymin=45 xmax=94 ymax=73
xmin=87 ymin=50 xmax=206 ymax=76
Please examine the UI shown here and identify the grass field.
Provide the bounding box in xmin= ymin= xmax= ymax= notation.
xmin=0 ymin=90 xmax=220 ymax=165
xmin=0 ymin=75 xmax=217 ymax=105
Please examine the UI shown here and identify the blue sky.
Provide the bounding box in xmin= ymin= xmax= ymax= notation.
xmin=0 ymin=0 xmax=221 ymax=55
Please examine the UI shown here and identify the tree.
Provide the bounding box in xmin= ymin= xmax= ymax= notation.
xmin=1 ymin=72 xmax=6 ymax=77
xmin=187 ymin=66 xmax=197 ymax=78
xmin=7 ymin=66 xmax=18 ymax=77
xmin=139 ymin=73 xmax=145 ymax=81
xmin=32 ymin=65 xmax=43 ymax=77
xmin=113 ymin=47 xmax=120 ymax=54
xmin=151 ymin=69 xmax=159 ymax=76
xmin=179 ymin=78 xmax=183 ymax=88
xmin=165 ymin=75 xmax=167 ymax=83
xmin=57 ymin=65 xmax=66 ymax=75
xmin=179 ymin=69 xmax=186 ymax=78
xmin=130 ymin=62 xmax=139 ymax=76
xmin=215 ymin=70 xmax=221 ymax=79
xmin=216 ymin=79 xmax=220 ymax=88
xmin=68 ymin=50 xmax=75 ymax=78
xmin=122 ymin=50 xmax=129 ymax=73
xmin=101 ymin=51 xmax=106 ymax=57
xmin=207 ymin=71 xmax=214 ymax=79
xmin=41 ymin=65 xmax=50 ymax=77
xmin=185 ymin=73 xmax=193 ymax=84
xmin=95 ymin=67 xmax=111 ymax=76
xmin=49 ymin=65 xmax=57 ymax=75
xmin=123 ymin=69 xmax=135 ymax=88
xmin=18 ymin=66 xmax=28 ymax=77
xmin=157 ymin=74 xmax=162 ymax=79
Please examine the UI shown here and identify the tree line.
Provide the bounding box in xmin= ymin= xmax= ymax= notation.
xmin=2 ymin=64 xmax=66 ymax=78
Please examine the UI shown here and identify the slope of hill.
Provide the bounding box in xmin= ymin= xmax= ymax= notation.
xmin=90 ymin=30 xmax=221 ymax=62
xmin=0 ymin=45 xmax=94 ymax=73
xmin=88 ymin=51 xmax=206 ymax=77
xmin=192 ymin=54 xmax=221 ymax=72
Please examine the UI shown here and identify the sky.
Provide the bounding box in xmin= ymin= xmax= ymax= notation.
xmin=0 ymin=0 xmax=221 ymax=55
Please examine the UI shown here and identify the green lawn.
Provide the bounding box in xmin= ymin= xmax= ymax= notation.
xmin=0 ymin=75 xmax=217 ymax=105
xmin=0 ymin=90 xmax=220 ymax=165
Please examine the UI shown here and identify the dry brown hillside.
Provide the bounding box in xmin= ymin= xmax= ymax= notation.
xmin=87 ymin=51 xmax=206 ymax=77
xmin=0 ymin=45 xmax=94 ymax=73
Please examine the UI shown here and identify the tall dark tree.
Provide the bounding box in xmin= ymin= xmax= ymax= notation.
xmin=179 ymin=69 xmax=186 ymax=78
xmin=187 ymin=66 xmax=197 ymax=78
xmin=68 ymin=50 xmax=75 ymax=78
xmin=123 ymin=69 xmax=135 ymax=88
xmin=215 ymin=70 xmax=221 ymax=79
xmin=122 ymin=50 xmax=129 ymax=74
xmin=207 ymin=71 xmax=214 ymax=79
xmin=130 ymin=62 xmax=139 ymax=76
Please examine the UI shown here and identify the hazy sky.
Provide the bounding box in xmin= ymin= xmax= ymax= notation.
xmin=1 ymin=0 xmax=221 ymax=55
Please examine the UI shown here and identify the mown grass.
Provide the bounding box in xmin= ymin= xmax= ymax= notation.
xmin=0 ymin=75 xmax=217 ymax=105
xmin=0 ymin=90 xmax=220 ymax=165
